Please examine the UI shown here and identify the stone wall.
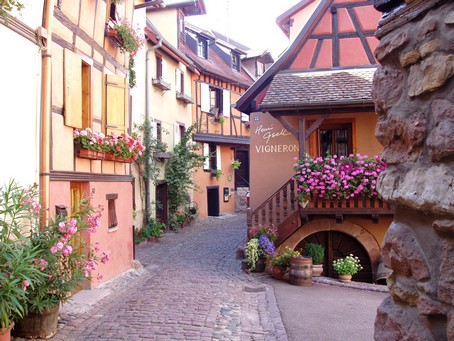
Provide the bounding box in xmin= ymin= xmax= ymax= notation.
xmin=372 ymin=0 xmax=454 ymax=339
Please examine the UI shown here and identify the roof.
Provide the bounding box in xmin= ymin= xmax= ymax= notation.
xmin=143 ymin=0 xmax=207 ymax=16
xmin=181 ymin=24 xmax=254 ymax=88
xmin=145 ymin=21 xmax=197 ymax=72
xmin=260 ymin=68 xmax=376 ymax=110
xmin=276 ymin=0 xmax=315 ymax=38
xmin=235 ymin=0 xmax=380 ymax=114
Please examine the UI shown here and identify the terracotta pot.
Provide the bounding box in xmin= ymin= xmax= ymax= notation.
xmin=12 ymin=305 xmax=60 ymax=339
xmin=76 ymin=148 xmax=105 ymax=160
xmin=312 ymin=264 xmax=323 ymax=277
xmin=338 ymin=274 xmax=352 ymax=283
xmin=0 ymin=323 xmax=13 ymax=341
xmin=272 ymin=265 xmax=287 ymax=280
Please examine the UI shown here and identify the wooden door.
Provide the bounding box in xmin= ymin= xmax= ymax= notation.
xmin=297 ymin=231 xmax=372 ymax=283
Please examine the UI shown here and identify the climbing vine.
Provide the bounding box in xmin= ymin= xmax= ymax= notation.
xmin=164 ymin=124 xmax=205 ymax=229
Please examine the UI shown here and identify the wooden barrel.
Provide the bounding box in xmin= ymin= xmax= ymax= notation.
xmin=12 ymin=306 xmax=59 ymax=339
xmin=289 ymin=256 xmax=313 ymax=286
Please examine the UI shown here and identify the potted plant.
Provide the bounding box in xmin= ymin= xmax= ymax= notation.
xmin=232 ymin=159 xmax=241 ymax=170
xmin=211 ymin=169 xmax=222 ymax=181
xmin=109 ymin=18 xmax=144 ymax=56
xmin=73 ymin=128 xmax=106 ymax=159
xmin=332 ymin=254 xmax=363 ymax=282
xmin=103 ymin=131 xmax=145 ymax=162
xmin=0 ymin=181 xmax=46 ymax=340
xmin=3 ymin=183 xmax=111 ymax=339
xmin=246 ymin=224 xmax=278 ymax=272
xmin=304 ymin=243 xmax=325 ymax=277
xmin=271 ymin=246 xmax=300 ymax=280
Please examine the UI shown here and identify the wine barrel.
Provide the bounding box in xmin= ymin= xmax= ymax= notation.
xmin=289 ymin=256 xmax=313 ymax=286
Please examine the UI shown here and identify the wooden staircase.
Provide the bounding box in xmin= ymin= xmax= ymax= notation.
xmin=248 ymin=178 xmax=394 ymax=247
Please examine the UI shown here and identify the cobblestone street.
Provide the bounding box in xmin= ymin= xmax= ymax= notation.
xmin=44 ymin=214 xmax=287 ymax=341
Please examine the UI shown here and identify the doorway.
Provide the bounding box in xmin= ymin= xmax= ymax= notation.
xmin=297 ymin=231 xmax=372 ymax=283
xmin=234 ymin=149 xmax=249 ymax=188
xmin=156 ymin=182 xmax=168 ymax=225
xmin=207 ymin=186 xmax=220 ymax=216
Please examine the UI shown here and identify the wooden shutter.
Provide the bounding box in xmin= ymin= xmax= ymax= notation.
xmin=216 ymin=145 xmax=221 ymax=170
xmin=175 ymin=69 xmax=182 ymax=93
xmin=64 ymin=49 xmax=82 ymax=128
xmin=105 ymin=74 xmax=127 ymax=135
xmin=203 ymin=143 xmax=210 ymax=170
xmin=222 ymin=89 xmax=230 ymax=117
xmin=201 ymin=83 xmax=210 ymax=112
xmin=174 ymin=123 xmax=181 ymax=146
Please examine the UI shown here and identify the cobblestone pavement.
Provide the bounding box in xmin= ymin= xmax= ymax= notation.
xmin=26 ymin=213 xmax=287 ymax=341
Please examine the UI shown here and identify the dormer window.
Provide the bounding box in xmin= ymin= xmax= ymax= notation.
xmin=232 ymin=53 xmax=240 ymax=71
xmin=197 ymin=38 xmax=208 ymax=59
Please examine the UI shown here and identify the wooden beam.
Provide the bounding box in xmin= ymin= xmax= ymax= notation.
xmin=299 ymin=116 xmax=306 ymax=159
xmin=306 ymin=114 xmax=330 ymax=137
xmin=271 ymin=114 xmax=298 ymax=138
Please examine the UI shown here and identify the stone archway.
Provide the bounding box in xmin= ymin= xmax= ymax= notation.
xmin=281 ymin=217 xmax=381 ymax=281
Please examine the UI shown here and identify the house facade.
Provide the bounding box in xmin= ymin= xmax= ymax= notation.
xmin=0 ymin=1 xmax=44 ymax=186
xmin=235 ymin=0 xmax=393 ymax=283
xmin=131 ymin=1 xmax=204 ymax=229
xmin=0 ymin=0 xmax=152 ymax=287
xmin=180 ymin=23 xmax=255 ymax=218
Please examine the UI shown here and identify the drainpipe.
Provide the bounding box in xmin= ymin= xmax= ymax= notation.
xmin=40 ymin=0 xmax=54 ymax=224
xmin=144 ymin=36 xmax=163 ymax=224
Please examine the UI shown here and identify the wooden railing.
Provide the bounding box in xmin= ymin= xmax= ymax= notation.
xmin=248 ymin=178 xmax=395 ymax=230
xmin=247 ymin=178 xmax=296 ymax=228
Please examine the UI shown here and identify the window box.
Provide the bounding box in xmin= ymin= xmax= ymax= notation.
xmin=153 ymin=151 xmax=171 ymax=160
xmin=105 ymin=27 xmax=122 ymax=48
xmin=176 ymin=92 xmax=194 ymax=104
xmin=75 ymin=148 xmax=105 ymax=160
xmin=152 ymin=78 xmax=171 ymax=91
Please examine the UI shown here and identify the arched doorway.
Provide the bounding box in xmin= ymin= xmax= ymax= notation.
xmin=297 ymin=231 xmax=372 ymax=283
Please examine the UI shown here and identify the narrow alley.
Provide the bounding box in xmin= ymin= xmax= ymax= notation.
xmin=20 ymin=214 xmax=386 ymax=341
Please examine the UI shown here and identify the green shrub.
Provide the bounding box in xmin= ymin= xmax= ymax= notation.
xmin=304 ymin=243 xmax=325 ymax=265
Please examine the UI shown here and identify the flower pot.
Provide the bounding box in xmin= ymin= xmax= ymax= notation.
xmin=76 ymin=148 xmax=105 ymax=160
xmin=12 ymin=305 xmax=60 ymax=339
xmin=251 ymin=257 xmax=266 ymax=273
xmin=0 ymin=323 xmax=13 ymax=341
xmin=272 ymin=265 xmax=287 ymax=280
xmin=338 ymin=274 xmax=352 ymax=283
xmin=312 ymin=264 xmax=323 ymax=277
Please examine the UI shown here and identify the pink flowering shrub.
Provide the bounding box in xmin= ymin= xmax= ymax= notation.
xmin=293 ymin=154 xmax=386 ymax=202
xmin=24 ymin=193 xmax=110 ymax=313
xmin=73 ymin=128 xmax=106 ymax=151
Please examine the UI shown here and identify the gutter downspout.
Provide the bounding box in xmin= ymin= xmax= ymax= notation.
xmin=40 ymin=0 xmax=54 ymax=224
xmin=144 ymin=36 xmax=163 ymax=224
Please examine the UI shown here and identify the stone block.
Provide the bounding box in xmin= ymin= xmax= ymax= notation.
xmin=375 ymin=31 xmax=410 ymax=62
xmin=400 ymin=50 xmax=421 ymax=67
xmin=372 ymin=65 xmax=404 ymax=115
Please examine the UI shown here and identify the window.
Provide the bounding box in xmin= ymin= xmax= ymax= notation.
xmin=106 ymin=193 xmax=118 ymax=229
xmin=156 ymin=55 xmax=163 ymax=79
xmin=156 ymin=122 xmax=162 ymax=143
xmin=210 ymin=87 xmax=223 ymax=113
xmin=318 ymin=123 xmax=352 ymax=157
xmin=232 ymin=53 xmax=240 ymax=71
xmin=209 ymin=144 xmax=217 ymax=170
xmin=257 ymin=61 xmax=265 ymax=76
xmin=175 ymin=69 xmax=184 ymax=93
xmin=197 ymin=38 xmax=208 ymax=58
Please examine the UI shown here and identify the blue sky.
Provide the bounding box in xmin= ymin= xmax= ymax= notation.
xmin=185 ymin=0 xmax=300 ymax=58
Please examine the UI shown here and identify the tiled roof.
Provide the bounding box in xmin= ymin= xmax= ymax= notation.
xmin=180 ymin=40 xmax=254 ymax=88
xmin=260 ymin=68 xmax=376 ymax=109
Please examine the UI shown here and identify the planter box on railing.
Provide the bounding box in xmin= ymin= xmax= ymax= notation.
xmin=298 ymin=195 xmax=394 ymax=223
xmin=104 ymin=152 xmax=132 ymax=163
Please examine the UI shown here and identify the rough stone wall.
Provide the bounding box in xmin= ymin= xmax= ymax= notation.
xmin=372 ymin=0 xmax=454 ymax=340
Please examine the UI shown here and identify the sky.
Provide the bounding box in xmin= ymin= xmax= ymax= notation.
xmin=184 ymin=0 xmax=301 ymax=58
